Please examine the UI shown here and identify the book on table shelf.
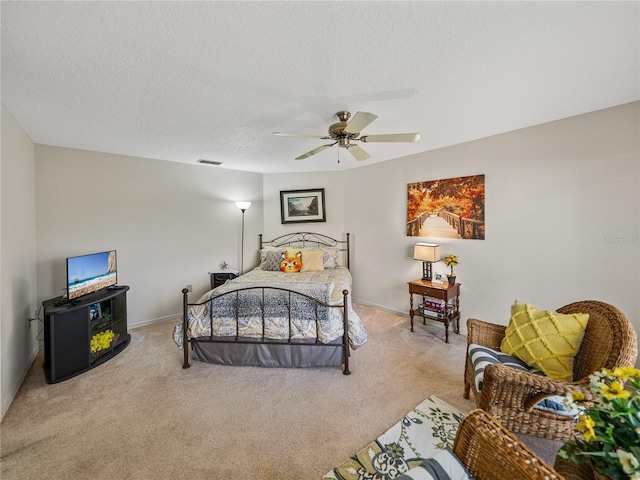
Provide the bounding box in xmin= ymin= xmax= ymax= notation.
xmin=419 ymin=297 xmax=456 ymax=318
xmin=419 ymin=307 xmax=455 ymax=318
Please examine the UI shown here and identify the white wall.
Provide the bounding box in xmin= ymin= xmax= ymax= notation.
xmin=262 ymin=170 xmax=346 ymax=241
xmin=262 ymin=103 xmax=639 ymax=355
xmin=35 ymin=146 xmax=264 ymax=326
xmin=2 ymin=102 xmax=637 ymax=419
xmin=1 ymin=105 xmax=39 ymax=419
xmin=343 ymin=102 xmax=639 ymax=341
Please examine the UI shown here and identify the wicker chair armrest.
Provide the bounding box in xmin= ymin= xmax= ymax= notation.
xmin=466 ymin=318 xmax=507 ymax=350
xmin=454 ymin=409 xmax=564 ymax=480
xmin=554 ymin=454 xmax=594 ymax=480
xmin=480 ymin=364 xmax=591 ymax=411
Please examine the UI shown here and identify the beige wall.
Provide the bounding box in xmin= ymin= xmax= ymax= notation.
xmin=34 ymin=146 xmax=264 ymax=326
xmin=264 ymin=103 xmax=640 ymax=348
xmin=345 ymin=102 xmax=639 ymax=338
xmin=262 ymin=170 xmax=347 ymax=240
xmin=2 ymin=101 xmax=638 ymax=418
xmin=1 ymin=106 xmax=38 ymax=419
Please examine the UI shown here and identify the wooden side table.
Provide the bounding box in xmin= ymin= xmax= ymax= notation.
xmin=408 ymin=279 xmax=461 ymax=343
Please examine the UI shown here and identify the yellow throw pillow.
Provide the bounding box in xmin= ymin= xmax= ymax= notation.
xmin=285 ymin=248 xmax=307 ymax=259
xmin=500 ymin=303 xmax=589 ymax=381
xmin=300 ymin=250 xmax=325 ymax=272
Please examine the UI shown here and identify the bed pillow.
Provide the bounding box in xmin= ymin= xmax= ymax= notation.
xmin=285 ymin=246 xmax=341 ymax=268
xmin=316 ymin=246 xmax=340 ymax=268
xmin=300 ymin=250 xmax=325 ymax=272
xmin=500 ymin=303 xmax=589 ymax=381
xmin=260 ymin=249 xmax=284 ymax=271
xmin=394 ymin=448 xmax=472 ymax=480
xmin=259 ymin=247 xmax=282 ymax=264
xmin=285 ymin=247 xmax=304 ymax=256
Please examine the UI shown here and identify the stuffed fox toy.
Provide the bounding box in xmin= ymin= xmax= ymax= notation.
xmin=280 ymin=251 xmax=302 ymax=273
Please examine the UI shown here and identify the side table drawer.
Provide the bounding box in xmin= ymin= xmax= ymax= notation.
xmin=411 ymin=285 xmax=446 ymax=300
xmin=210 ymin=272 xmax=238 ymax=289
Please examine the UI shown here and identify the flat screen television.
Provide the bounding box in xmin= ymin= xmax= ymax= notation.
xmin=67 ymin=250 xmax=117 ymax=300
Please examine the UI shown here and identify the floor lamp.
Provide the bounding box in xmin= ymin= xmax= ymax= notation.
xmin=235 ymin=201 xmax=251 ymax=275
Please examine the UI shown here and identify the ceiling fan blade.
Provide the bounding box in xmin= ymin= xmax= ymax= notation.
xmin=295 ymin=142 xmax=337 ymax=160
xmin=346 ymin=144 xmax=370 ymax=161
xmin=359 ymin=133 xmax=420 ymax=143
xmin=273 ymin=132 xmax=328 ymax=139
xmin=344 ymin=111 xmax=378 ymax=134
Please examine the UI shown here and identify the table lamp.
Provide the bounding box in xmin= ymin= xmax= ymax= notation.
xmin=414 ymin=243 xmax=440 ymax=281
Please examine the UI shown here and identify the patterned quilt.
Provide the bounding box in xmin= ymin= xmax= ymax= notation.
xmin=173 ymin=266 xmax=367 ymax=349
xmin=324 ymin=396 xmax=464 ymax=480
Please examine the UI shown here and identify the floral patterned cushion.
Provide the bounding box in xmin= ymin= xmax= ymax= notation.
xmin=324 ymin=396 xmax=463 ymax=480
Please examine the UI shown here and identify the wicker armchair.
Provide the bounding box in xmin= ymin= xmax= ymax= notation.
xmin=454 ymin=409 xmax=564 ymax=479
xmin=463 ymin=300 xmax=638 ymax=441
xmin=553 ymin=455 xmax=594 ymax=480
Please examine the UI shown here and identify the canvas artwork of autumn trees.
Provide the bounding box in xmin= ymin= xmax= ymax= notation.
xmin=407 ymin=174 xmax=485 ymax=239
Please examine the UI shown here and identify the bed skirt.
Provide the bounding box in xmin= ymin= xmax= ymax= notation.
xmin=191 ymin=336 xmax=345 ymax=368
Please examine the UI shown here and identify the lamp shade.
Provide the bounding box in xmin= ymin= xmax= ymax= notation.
xmin=413 ymin=243 xmax=440 ymax=262
xmin=235 ymin=201 xmax=251 ymax=211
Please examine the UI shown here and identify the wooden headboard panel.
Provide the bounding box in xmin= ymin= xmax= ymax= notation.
xmin=259 ymin=232 xmax=350 ymax=269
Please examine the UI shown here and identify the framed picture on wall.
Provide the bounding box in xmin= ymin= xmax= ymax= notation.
xmin=407 ymin=174 xmax=485 ymax=239
xmin=280 ymin=188 xmax=326 ymax=224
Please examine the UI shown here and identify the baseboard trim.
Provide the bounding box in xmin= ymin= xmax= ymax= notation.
xmin=2 ymin=343 xmax=40 ymax=421
xmin=352 ymin=297 xmax=409 ymax=318
xmin=129 ymin=313 xmax=181 ymax=329
xmin=353 ymin=297 xmax=465 ymax=334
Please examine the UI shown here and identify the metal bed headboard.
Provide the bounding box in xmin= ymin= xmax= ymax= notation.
xmin=259 ymin=232 xmax=350 ymax=269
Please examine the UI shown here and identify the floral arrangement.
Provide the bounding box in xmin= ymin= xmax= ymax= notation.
xmin=219 ymin=260 xmax=229 ymax=270
xmin=559 ymin=367 xmax=640 ymax=479
xmin=444 ymin=254 xmax=458 ymax=276
xmin=90 ymin=329 xmax=115 ymax=353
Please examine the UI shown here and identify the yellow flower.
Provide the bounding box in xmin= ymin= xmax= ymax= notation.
xmin=609 ymin=367 xmax=640 ymax=381
xmin=561 ymin=367 xmax=640 ymax=477
xmin=571 ymin=390 xmax=586 ymax=401
xmin=620 ymin=366 xmax=640 ymax=378
xmin=444 ymin=255 xmax=458 ymax=267
xmin=575 ymin=414 xmax=596 ymax=441
xmin=600 ymin=380 xmax=631 ymax=401
xmin=90 ymin=329 xmax=114 ymax=353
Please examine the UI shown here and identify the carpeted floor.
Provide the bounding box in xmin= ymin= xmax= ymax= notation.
xmin=0 ymin=303 xmax=561 ymax=479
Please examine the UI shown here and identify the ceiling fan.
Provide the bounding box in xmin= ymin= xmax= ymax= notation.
xmin=273 ymin=111 xmax=420 ymax=161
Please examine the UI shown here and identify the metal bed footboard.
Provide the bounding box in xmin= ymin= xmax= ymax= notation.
xmin=181 ymin=286 xmax=351 ymax=375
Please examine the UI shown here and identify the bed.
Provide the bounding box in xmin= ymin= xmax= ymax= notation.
xmin=173 ymin=232 xmax=367 ymax=374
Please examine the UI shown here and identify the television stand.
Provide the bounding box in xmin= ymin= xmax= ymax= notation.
xmin=43 ymin=286 xmax=130 ymax=383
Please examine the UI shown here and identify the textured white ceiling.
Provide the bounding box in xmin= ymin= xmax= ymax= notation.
xmin=2 ymin=1 xmax=638 ymax=173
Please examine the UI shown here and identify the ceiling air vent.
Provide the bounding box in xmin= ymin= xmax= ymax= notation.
xmin=197 ymin=159 xmax=222 ymax=166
